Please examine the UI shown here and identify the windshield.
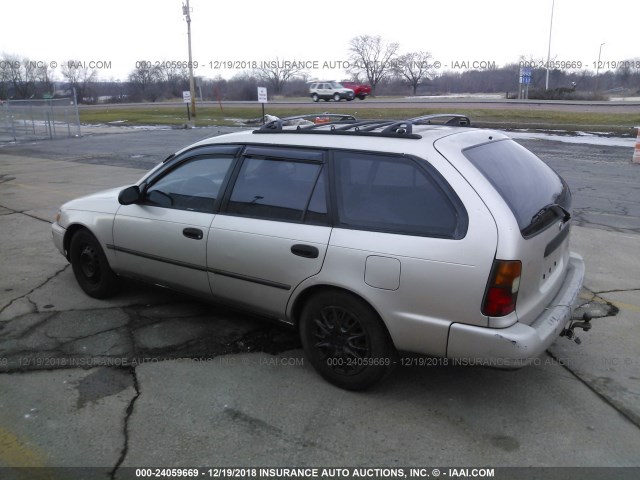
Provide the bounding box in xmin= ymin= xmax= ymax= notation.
xmin=463 ymin=139 xmax=571 ymax=237
xmin=330 ymin=82 xmax=344 ymax=88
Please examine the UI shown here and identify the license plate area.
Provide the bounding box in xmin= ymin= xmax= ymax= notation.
xmin=540 ymin=225 xmax=570 ymax=289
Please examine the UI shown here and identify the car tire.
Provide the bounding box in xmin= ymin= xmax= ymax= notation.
xmin=299 ymin=290 xmax=396 ymax=390
xmin=358 ymin=95 xmax=366 ymax=100
xmin=69 ymin=229 xmax=120 ymax=299
xmin=333 ymin=93 xmax=341 ymax=102
xmin=311 ymin=94 xmax=319 ymax=102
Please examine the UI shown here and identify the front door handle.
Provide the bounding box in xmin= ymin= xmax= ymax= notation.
xmin=183 ymin=227 xmax=203 ymax=240
xmin=291 ymin=244 xmax=319 ymax=259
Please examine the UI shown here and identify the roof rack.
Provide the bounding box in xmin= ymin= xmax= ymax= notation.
xmin=259 ymin=113 xmax=357 ymax=131
xmin=408 ymin=114 xmax=471 ymax=126
xmin=254 ymin=113 xmax=471 ymax=139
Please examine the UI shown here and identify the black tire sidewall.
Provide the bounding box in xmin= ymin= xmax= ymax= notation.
xmin=69 ymin=229 xmax=119 ymax=299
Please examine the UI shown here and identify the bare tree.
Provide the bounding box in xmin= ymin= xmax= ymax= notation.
xmin=128 ymin=61 xmax=162 ymax=101
xmin=0 ymin=55 xmax=13 ymax=99
xmin=2 ymin=54 xmax=37 ymax=98
xmin=0 ymin=54 xmax=57 ymax=99
xmin=34 ymin=62 xmax=54 ymax=96
xmin=253 ymin=58 xmax=307 ymax=95
xmin=394 ymin=51 xmax=435 ymax=95
xmin=347 ymin=35 xmax=399 ymax=96
xmin=157 ymin=63 xmax=189 ymax=98
xmin=616 ymin=58 xmax=640 ymax=90
xmin=227 ymin=71 xmax=258 ymax=100
xmin=0 ymin=74 xmax=6 ymax=100
xmin=62 ymin=61 xmax=98 ymax=103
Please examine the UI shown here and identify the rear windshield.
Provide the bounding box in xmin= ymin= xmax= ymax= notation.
xmin=463 ymin=139 xmax=571 ymax=236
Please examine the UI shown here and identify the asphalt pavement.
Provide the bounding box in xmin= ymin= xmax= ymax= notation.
xmin=0 ymin=127 xmax=639 ymax=477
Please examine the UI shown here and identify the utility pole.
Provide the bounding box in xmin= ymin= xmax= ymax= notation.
xmin=595 ymin=42 xmax=605 ymax=92
xmin=545 ymin=0 xmax=555 ymax=90
xmin=183 ymin=0 xmax=196 ymax=117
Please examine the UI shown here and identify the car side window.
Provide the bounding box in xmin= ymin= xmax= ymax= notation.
xmin=145 ymin=156 xmax=234 ymax=213
xmin=226 ymin=157 xmax=324 ymax=222
xmin=334 ymin=151 xmax=463 ymax=238
xmin=304 ymin=171 xmax=328 ymax=223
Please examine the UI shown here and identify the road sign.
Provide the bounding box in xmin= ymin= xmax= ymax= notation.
xmin=182 ymin=91 xmax=191 ymax=103
xmin=257 ymin=87 xmax=268 ymax=103
xmin=519 ymin=67 xmax=532 ymax=85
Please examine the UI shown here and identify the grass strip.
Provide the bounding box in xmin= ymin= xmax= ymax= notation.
xmin=79 ymin=105 xmax=640 ymax=134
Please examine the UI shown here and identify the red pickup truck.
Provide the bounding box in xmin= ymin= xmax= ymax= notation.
xmin=340 ymin=81 xmax=372 ymax=100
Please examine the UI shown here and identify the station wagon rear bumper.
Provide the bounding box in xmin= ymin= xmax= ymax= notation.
xmin=446 ymin=252 xmax=585 ymax=368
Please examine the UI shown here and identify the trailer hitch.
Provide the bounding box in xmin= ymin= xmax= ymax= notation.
xmin=561 ymin=312 xmax=592 ymax=345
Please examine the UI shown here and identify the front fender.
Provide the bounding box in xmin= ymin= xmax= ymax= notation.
xmin=61 ymin=211 xmax=116 ymax=266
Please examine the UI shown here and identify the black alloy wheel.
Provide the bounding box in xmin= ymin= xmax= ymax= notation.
xmin=300 ymin=291 xmax=396 ymax=390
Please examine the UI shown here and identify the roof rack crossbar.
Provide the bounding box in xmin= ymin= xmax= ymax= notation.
xmin=283 ymin=113 xmax=357 ymax=122
xmin=332 ymin=120 xmax=396 ymax=132
xmin=294 ymin=119 xmax=404 ymax=133
xmin=301 ymin=119 xmax=366 ymax=131
xmin=358 ymin=121 xmax=399 ymax=132
xmin=407 ymin=114 xmax=471 ymax=126
xmin=258 ymin=113 xmax=357 ymax=132
xmin=256 ymin=129 xmax=422 ymax=139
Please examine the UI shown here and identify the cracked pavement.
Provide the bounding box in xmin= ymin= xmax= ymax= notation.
xmin=1 ymin=128 xmax=639 ymax=475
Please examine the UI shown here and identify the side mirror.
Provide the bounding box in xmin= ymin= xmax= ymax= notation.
xmin=118 ymin=185 xmax=141 ymax=205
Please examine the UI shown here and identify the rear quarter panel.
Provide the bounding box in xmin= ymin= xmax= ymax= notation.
xmin=289 ymin=140 xmax=498 ymax=357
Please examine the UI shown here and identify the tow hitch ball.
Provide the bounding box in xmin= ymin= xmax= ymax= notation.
xmin=561 ymin=312 xmax=592 ymax=345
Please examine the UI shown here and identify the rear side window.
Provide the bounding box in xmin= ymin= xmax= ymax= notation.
xmin=334 ymin=151 xmax=466 ymax=238
xmin=463 ymin=139 xmax=570 ymax=235
xmin=226 ymin=158 xmax=324 ymax=222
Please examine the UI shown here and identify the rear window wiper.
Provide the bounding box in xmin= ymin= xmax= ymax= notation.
xmin=530 ymin=203 xmax=571 ymax=225
xmin=522 ymin=203 xmax=571 ymax=237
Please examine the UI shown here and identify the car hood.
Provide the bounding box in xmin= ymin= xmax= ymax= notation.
xmin=61 ymin=186 xmax=123 ymax=214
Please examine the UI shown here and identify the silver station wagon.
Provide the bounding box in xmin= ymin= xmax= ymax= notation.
xmin=52 ymin=114 xmax=586 ymax=390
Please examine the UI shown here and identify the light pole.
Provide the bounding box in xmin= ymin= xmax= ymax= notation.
xmin=545 ymin=0 xmax=555 ymax=90
xmin=595 ymin=42 xmax=605 ymax=92
xmin=183 ymin=0 xmax=196 ymax=117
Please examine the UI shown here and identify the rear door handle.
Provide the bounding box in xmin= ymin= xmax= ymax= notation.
xmin=291 ymin=244 xmax=319 ymax=259
xmin=183 ymin=227 xmax=203 ymax=240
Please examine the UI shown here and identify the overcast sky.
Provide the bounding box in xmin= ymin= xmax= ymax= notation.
xmin=1 ymin=0 xmax=636 ymax=81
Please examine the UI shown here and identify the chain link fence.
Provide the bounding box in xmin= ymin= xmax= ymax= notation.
xmin=0 ymin=98 xmax=81 ymax=143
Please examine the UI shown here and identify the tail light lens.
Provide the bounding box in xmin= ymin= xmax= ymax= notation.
xmin=482 ymin=260 xmax=522 ymax=317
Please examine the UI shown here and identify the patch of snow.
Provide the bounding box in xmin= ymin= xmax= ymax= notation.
xmin=506 ymin=130 xmax=636 ymax=147
xmin=411 ymin=93 xmax=505 ymax=100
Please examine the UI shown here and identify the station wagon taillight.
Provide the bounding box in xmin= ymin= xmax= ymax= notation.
xmin=482 ymin=260 xmax=522 ymax=317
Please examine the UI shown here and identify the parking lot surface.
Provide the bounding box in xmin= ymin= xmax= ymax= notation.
xmin=1 ymin=127 xmax=639 ymax=476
